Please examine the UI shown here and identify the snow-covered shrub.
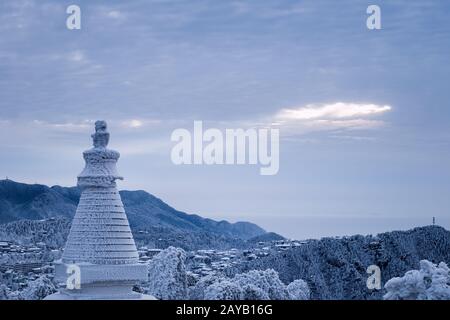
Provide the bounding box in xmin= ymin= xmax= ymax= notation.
xmin=384 ymin=260 xmax=450 ymax=300
xmin=0 ymin=284 xmax=10 ymax=300
xmin=18 ymin=276 xmax=56 ymax=300
xmin=241 ymin=284 xmax=270 ymax=300
xmin=146 ymin=246 xmax=188 ymax=300
xmin=189 ymin=274 xmax=224 ymax=300
xmin=234 ymin=269 xmax=289 ymax=300
xmin=144 ymin=246 xmax=309 ymax=301
xmin=200 ymin=269 xmax=309 ymax=300
xmin=186 ymin=271 xmax=198 ymax=287
xmin=204 ymin=280 xmax=243 ymax=300
xmin=287 ymin=279 xmax=310 ymax=300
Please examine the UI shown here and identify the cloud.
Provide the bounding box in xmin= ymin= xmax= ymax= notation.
xmin=30 ymin=118 xmax=164 ymax=132
xmin=68 ymin=50 xmax=86 ymax=63
xmin=305 ymin=119 xmax=386 ymax=130
xmin=0 ymin=118 xmax=169 ymax=157
xmin=175 ymin=102 xmax=392 ymax=139
xmin=276 ymin=102 xmax=391 ymax=121
xmin=120 ymin=119 xmax=162 ymax=129
xmin=269 ymin=102 xmax=392 ymax=136
xmin=114 ymin=138 xmax=170 ymax=156
xmin=32 ymin=120 xmax=93 ymax=133
xmin=328 ymin=135 xmax=377 ymax=142
xmin=107 ymin=10 xmax=124 ymax=19
xmin=126 ymin=119 xmax=143 ymax=128
xmin=231 ymin=1 xmax=307 ymax=18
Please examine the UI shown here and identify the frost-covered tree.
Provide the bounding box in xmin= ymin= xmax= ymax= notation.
xmin=186 ymin=271 xmax=198 ymax=287
xmin=241 ymin=284 xmax=270 ymax=300
xmin=146 ymin=246 xmax=188 ymax=300
xmin=18 ymin=276 xmax=56 ymax=300
xmin=287 ymin=279 xmax=310 ymax=300
xmin=0 ymin=219 xmax=70 ymax=249
xmin=204 ymin=280 xmax=243 ymax=300
xmin=189 ymin=274 xmax=224 ymax=300
xmin=234 ymin=269 xmax=289 ymax=300
xmin=384 ymin=260 xmax=450 ymax=300
xmin=0 ymin=284 xmax=10 ymax=300
xmin=201 ymin=269 xmax=309 ymax=300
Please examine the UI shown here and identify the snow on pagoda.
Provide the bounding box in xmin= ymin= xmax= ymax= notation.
xmin=46 ymin=121 xmax=154 ymax=300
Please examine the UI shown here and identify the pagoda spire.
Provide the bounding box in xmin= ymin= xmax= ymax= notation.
xmin=46 ymin=121 xmax=153 ymax=300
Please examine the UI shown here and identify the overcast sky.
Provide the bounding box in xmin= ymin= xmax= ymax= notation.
xmin=1 ymin=0 xmax=449 ymax=239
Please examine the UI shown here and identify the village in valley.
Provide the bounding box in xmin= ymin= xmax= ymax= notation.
xmin=0 ymin=229 xmax=307 ymax=294
xmin=0 ymin=239 xmax=60 ymax=292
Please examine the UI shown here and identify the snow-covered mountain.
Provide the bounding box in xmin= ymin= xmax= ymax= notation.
xmin=0 ymin=179 xmax=267 ymax=242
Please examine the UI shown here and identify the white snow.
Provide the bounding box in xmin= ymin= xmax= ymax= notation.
xmin=384 ymin=260 xmax=450 ymax=300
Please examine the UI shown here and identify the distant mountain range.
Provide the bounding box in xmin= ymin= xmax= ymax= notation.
xmin=0 ymin=179 xmax=276 ymax=249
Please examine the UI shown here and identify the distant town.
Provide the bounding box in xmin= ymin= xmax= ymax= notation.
xmin=0 ymin=228 xmax=309 ymax=293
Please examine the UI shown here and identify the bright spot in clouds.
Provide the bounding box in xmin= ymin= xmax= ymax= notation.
xmin=127 ymin=119 xmax=143 ymax=128
xmin=106 ymin=10 xmax=124 ymax=20
xmin=271 ymin=102 xmax=392 ymax=134
xmin=68 ymin=50 xmax=85 ymax=63
xmin=276 ymin=102 xmax=392 ymax=120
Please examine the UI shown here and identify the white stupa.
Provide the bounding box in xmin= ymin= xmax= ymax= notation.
xmin=46 ymin=121 xmax=154 ymax=300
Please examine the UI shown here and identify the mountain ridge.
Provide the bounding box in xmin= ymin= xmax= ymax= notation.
xmin=227 ymin=225 xmax=450 ymax=299
xmin=0 ymin=179 xmax=268 ymax=241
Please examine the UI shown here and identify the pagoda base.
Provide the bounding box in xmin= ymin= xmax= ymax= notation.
xmin=46 ymin=261 xmax=153 ymax=300
xmin=45 ymin=282 xmax=156 ymax=300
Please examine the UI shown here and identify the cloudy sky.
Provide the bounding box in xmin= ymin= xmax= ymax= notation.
xmin=1 ymin=0 xmax=450 ymax=239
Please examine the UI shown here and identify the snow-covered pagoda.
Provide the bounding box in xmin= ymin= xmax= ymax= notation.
xmin=46 ymin=121 xmax=153 ymax=300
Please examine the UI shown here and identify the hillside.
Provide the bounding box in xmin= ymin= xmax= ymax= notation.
xmin=0 ymin=218 xmax=257 ymax=251
xmin=247 ymin=232 xmax=285 ymax=243
xmin=226 ymin=226 xmax=450 ymax=299
xmin=0 ymin=179 xmax=266 ymax=246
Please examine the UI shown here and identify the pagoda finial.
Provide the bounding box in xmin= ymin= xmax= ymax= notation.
xmin=92 ymin=120 xmax=109 ymax=148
